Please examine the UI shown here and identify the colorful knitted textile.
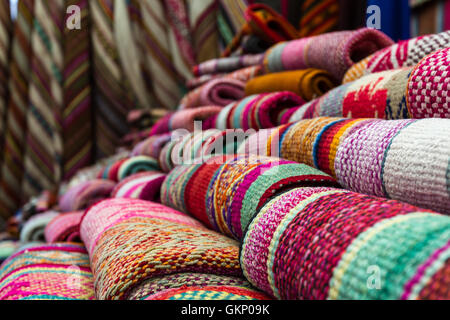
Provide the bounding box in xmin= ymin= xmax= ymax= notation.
xmin=58 ymin=179 xmax=116 ymax=212
xmin=213 ymin=92 xmax=304 ymax=130
xmin=290 ymin=47 xmax=450 ymax=120
xmin=161 ymin=154 xmax=339 ymax=240
xmin=187 ymin=65 xmax=262 ymax=90
xmin=289 ymin=69 xmax=413 ymax=121
xmin=127 ymin=273 xmax=256 ymax=300
xmin=44 ymin=212 xmax=84 ymax=243
xmin=98 ymin=156 xmax=160 ymax=182
xmin=179 ymin=79 xmax=245 ymax=110
xmin=298 ymin=0 xmax=339 ymax=37
xmin=245 ymin=69 xmax=336 ymax=101
xmin=0 ymin=243 xmax=94 ymax=300
xmin=131 ymin=134 xmax=172 ymax=159
xmin=111 ymin=172 xmax=166 ymax=202
xmin=264 ymin=28 xmax=394 ymax=81
xmin=20 ymin=211 xmax=60 ymax=242
xmin=241 ymin=187 xmax=450 ymax=300
xmin=240 ymin=118 xmax=450 ymax=215
xmin=344 ymin=30 xmax=450 ymax=83
xmin=145 ymin=285 xmax=269 ymax=300
xmin=80 ymin=198 xmax=242 ymax=299
xmin=193 ymin=54 xmax=264 ymax=77
xmin=221 ymin=3 xmax=298 ymax=58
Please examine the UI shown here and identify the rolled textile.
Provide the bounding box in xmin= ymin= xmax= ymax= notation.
xmin=44 ymin=212 xmax=84 ymax=243
xmin=193 ymin=53 xmax=264 ymax=77
xmin=111 ymin=172 xmax=166 ymax=201
xmin=289 ymin=49 xmax=450 ymax=121
xmin=131 ymin=134 xmax=172 ymax=159
xmin=245 ymin=69 xmax=336 ymax=101
xmin=20 ymin=211 xmax=60 ymax=243
xmin=145 ymin=285 xmax=270 ymax=300
xmin=241 ymin=187 xmax=450 ymax=300
xmin=161 ymin=154 xmax=339 ymax=240
xmin=0 ymin=241 xmax=20 ymax=264
xmin=149 ymin=112 xmax=175 ymax=136
xmin=127 ymin=273 xmax=257 ymax=300
xmin=116 ymin=156 xmax=161 ymax=181
xmin=0 ymin=243 xmax=94 ymax=300
xmin=179 ymin=79 xmax=245 ymax=110
xmin=169 ymin=106 xmax=223 ymax=132
xmin=158 ymin=140 xmax=178 ymax=173
xmin=58 ymin=179 xmax=116 ymax=213
xmin=80 ymin=198 xmax=242 ymax=300
xmin=264 ymin=28 xmax=394 ymax=81
xmin=343 ymin=30 xmax=450 ymax=83
xmin=213 ymin=92 xmax=304 ymax=130
xmin=240 ymin=118 xmax=450 ymax=215
xmin=169 ymin=130 xmax=243 ymax=167
xmin=187 ymin=65 xmax=263 ymax=90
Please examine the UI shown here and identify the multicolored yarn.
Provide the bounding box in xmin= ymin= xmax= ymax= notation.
xmin=179 ymin=79 xmax=245 ymax=110
xmin=193 ymin=53 xmax=264 ymax=77
xmin=111 ymin=172 xmax=166 ymax=202
xmin=145 ymin=285 xmax=269 ymax=300
xmin=241 ymin=187 xmax=450 ymax=300
xmin=44 ymin=212 xmax=84 ymax=243
xmin=127 ymin=273 xmax=255 ymax=300
xmin=245 ymin=69 xmax=336 ymax=101
xmin=58 ymin=179 xmax=116 ymax=212
xmin=20 ymin=211 xmax=60 ymax=243
xmin=242 ymin=118 xmax=450 ymax=214
xmin=80 ymin=198 xmax=242 ymax=300
xmin=213 ymin=92 xmax=304 ymax=130
xmin=131 ymin=134 xmax=172 ymax=159
xmin=264 ymin=28 xmax=394 ymax=81
xmin=343 ymin=30 xmax=450 ymax=83
xmin=0 ymin=243 xmax=94 ymax=300
xmin=161 ymin=154 xmax=339 ymax=240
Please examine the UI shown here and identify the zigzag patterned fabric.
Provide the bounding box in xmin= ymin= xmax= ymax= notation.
xmin=0 ymin=243 xmax=95 ymax=300
xmin=238 ymin=118 xmax=450 ymax=215
xmin=344 ymin=30 xmax=450 ymax=83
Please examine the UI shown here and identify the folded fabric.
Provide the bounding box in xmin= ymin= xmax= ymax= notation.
xmin=168 ymin=130 xmax=242 ymax=167
xmin=59 ymin=179 xmax=116 ymax=212
xmin=80 ymin=199 xmax=242 ymax=300
xmin=98 ymin=156 xmax=160 ymax=182
xmin=127 ymin=273 xmax=257 ymax=300
xmin=44 ymin=212 xmax=84 ymax=243
xmin=193 ymin=53 xmax=264 ymax=77
xmin=212 ymin=92 xmax=304 ymax=130
xmin=290 ymin=47 xmax=450 ymax=121
xmin=179 ymin=79 xmax=245 ymax=110
xmin=145 ymin=285 xmax=270 ymax=300
xmin=161 ymin=154 xmax=339 ymax=240
xmin=0 ymin=243 xmax=94 ymax=300
xmin=241 ymin=187 xmax=450 ymax=299
xmin=169 ymin=106 xmax=223 ymax=132
xmin=343 ymin=30 xmax=450 ymax=83
xmin=245 ymin=69 xmax=336 ymax=101
xmin=264 ymin=28 xmax=394 ymax=81
xmin=239 ymin=117 xmax=450 ymax=215
xmin=111 ymin=172 xmax=166 ymax=202
xmin=20 ymin=211 xmax=60 ymax=243
xmin=131 ymin=134 xmax=172 ymax=159
xmin=187 ymin=65 xmax=263 ymax=90
xmin=0 ymin=241 xmax=20 ymax=264
xmin=222 ymin=3 xmax=299 ymax=57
